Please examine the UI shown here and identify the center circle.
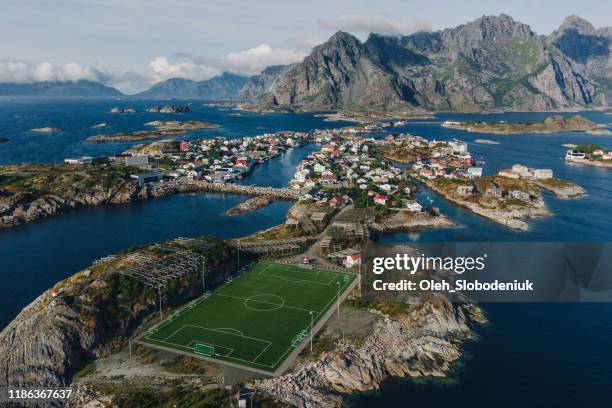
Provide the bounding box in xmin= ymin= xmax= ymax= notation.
xmin=244 ymin=294 xmax=285 ymax=311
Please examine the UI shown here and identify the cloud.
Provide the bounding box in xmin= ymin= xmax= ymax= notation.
xmin=0 ymin=60 xmax=104 ymax=83
xmin=148 ymin=44 xmax=307 ymax=82
xmin=318 ymin=14 xmax=431 ymax=36
xmin=105 ymin=70 xmax=154 ymax=95
xmin=148 ymin=56 xmax=222 ymax=82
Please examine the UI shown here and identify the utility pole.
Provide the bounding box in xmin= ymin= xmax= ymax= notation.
xmin=336 ymin=281 xmax=340 ymax=317
xmin=309 ymin=311 xmax=314 ymax=353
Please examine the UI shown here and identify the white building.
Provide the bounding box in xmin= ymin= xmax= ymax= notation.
xmin=467 ymin=167 xmax=483 ymax=177
xmin=534 ymin=169 xmax=553 ymax=179
xmin=404 ymin=200 xmax=423 ymax=212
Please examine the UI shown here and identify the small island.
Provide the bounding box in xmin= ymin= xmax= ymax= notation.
xmin=86 ymin=120 xmax=219 ymax=143
xmin=30 ymin=127 xmax=60 ymax=133
xmin=442 ymin=115 xmax=600 ymax=134
xmin=565 ymin=144 xmax=612 ymax=169
xmin=110 ymin=107 xmax=136 ymax=113
xmin=474 ymin=139 xmax=500 ymax=145
xmin=146 ymin=105 xmax=190 ymax=113
xmin=226 ymin=196 xmax=274 ymax=215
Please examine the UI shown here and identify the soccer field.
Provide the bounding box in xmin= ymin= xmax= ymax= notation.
xmin=140 ymin=261 xmax=356 ymax=373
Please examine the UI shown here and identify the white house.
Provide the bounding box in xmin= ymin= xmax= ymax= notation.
xmin=404 ymin=200 xmax=423 ymax=212
xmin=344 ymin=253 xmax=362 ymax=268
xmin=467 ymin=167 xmax=483 ymax=177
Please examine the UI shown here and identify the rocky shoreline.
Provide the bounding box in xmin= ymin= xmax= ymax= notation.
xmin=566 ymin=159 xmax=612 ymax=169
xmin=370 ymin=211 xmax=456 ymax=233
xmin=226 ymin=196 xmax=274 ymax=215
xmin=443 ymin=115 xmax=600 ymax=134
xmin=533 ymin=179 xmax=587 ymax=198
xmin=86 ymin=120 xmax=219 ymax=143
xmin=0 ymin=180 xmax=299 ymax=229
xmin=252 ymin=295 xmax=485 ymax=407
xmin=426 ymin=181 xmax=550 ymax=231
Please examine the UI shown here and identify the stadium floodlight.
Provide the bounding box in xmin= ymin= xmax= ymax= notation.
xmin=309 ymin=311 xmax=314 ymax=353
xmin=158 ymin=286 xmax=163 ymax=321
xmin=336 ymin=281 xmax=340 ymax=317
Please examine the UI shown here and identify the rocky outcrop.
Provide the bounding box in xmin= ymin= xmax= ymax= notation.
xmin=0 ymin=182 xmax=168 ymax=228
xmin=239 ymin=65 xmax=295 ymax=101
xmin=0 ymin=239 xmax=233 ymax=401
xmin=226 ymin=196 xmax=274 ymax=215
xmin=244 ymin=14 xmax=609 ymax=112
xmin=445 ymin=115 xmax=600 ymax=134
xmin=549 ymin=16 xmax=611 ymax=104
xmin=254 ymin=295 xmax=485 ymax=407
xmin=0 ymin=180 xmax=299 ymax=229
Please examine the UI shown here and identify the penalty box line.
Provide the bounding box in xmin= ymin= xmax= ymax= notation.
xmin=150 ymin=324 xmax=276 ymax=367
xmin=184 ymin=324 xmax=274 ymax=365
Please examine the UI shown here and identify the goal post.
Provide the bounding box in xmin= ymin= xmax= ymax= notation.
xmin=194 ymin=342 xmax=215 ymax=356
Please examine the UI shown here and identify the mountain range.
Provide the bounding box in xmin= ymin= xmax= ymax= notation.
xmin=0 ymin=80 xmax=122 ymax=98
xmin=243 ymin=14 xmax=611 ymax=112
xmin=133 ymin=72 xmax=249 ymax=99
xmin=0 ymin=14 xmax=609 ymax=112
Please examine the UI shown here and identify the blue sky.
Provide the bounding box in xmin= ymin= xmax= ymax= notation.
xmin=0 ymin=0 xmax=609 ymax=93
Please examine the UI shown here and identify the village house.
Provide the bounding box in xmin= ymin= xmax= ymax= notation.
xmin=457 ymin=185 xmax=474 ymax=195
xmin=373 ymin=193 xmax=388 ymax=206
xmin=344 ymin=253 xmax=362 ymax=268
xmin=508 ymin=190 xmax=530 ymax=200
xmin=485 ymin=187 xmax=503 ymax=198
xmin=404 ymin=200 xmax=423 ymax=212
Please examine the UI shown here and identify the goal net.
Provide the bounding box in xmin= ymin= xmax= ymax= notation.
xmin=194 ymin=342 xmax=214 ymax=356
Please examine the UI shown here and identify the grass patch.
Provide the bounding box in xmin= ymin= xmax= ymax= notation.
xmin=73 ymin=362 xmax=97 ymax=379
xmin=161 ymin=356 xmax=219 ymax=376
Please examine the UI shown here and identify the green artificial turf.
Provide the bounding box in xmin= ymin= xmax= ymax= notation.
xmin=140 ymin=261 xmax=355 ymax=372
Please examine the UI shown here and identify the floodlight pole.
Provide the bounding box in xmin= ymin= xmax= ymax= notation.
xmin=309 ymin=311 xmax=314 ymax=353
xmin=236 ymin=241 xmax=240 ymax=272
xmin=336 ymin=282 xmax=340 ymax=317
xmin=202 ymin=258 xmax=206 ymax=294
xmin=158 ymin=286 xmax=163 ymax=321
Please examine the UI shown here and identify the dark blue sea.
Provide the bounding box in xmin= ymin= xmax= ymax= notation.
xmin=1 ymin=100 xmax=611 ymax=406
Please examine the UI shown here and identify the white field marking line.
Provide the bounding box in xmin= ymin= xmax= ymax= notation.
xmin=259 ymin=272 xmax=336 ymax=286
xmin=215 ymin=327 xmax=245 ymax=336
xmin=270 ymin=274 xmax=356 ymax=368
xmin=185 ymin=324 xmax=272 ymax=347
xmin=152 ymin=336 xmax=236 ymax=358
xmin=163 ymin=325 xmax=190 ymax=342
xmin=261 ymin=262 xmax=345 ymax=285
xmin=251 ymin=341 xmax=272 ymax=363
xmin=214 ymin=292 xmax=319 ymax=314
xmin=243 ymin=294 xmax=285 ymax=312
xmin=147 ymin=323 xmax=282 ymax=370
xmin=255 ymin=264 xmax=337 ymax=286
